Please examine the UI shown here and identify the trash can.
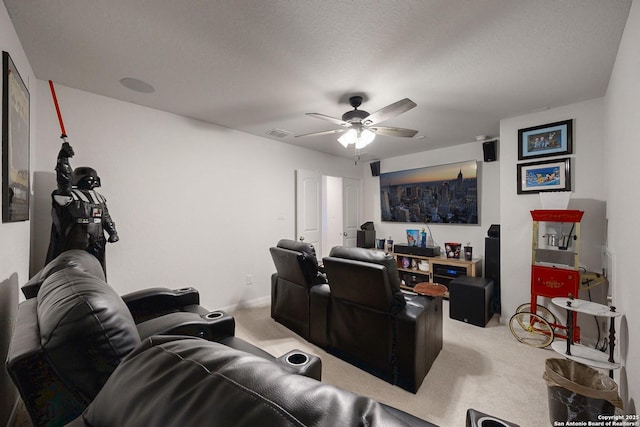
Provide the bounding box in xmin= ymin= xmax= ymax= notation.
xmin=543 ymin=358 xmax=623 ymax=424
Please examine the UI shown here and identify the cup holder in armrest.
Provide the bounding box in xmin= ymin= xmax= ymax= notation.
xmin=466 ymin=409 xmax=519 ymax=427
xmin=168 ymin=310 xmax=234 ymax=341
xmin=285 ymin=353 xmax=309 ymax=366
xmin=204 ymin=311 xmax=224 ymax=320
xmin=277 ymin=350 xmax=322 ymax=381
xmin=176 ymin=287 xmax=196 ymax=293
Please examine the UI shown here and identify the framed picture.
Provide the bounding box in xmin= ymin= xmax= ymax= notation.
xmin=2 ymin=51 xmax=30 ymax=222
xmin=517 ymin=157 xmax=571 ymax=194
xmin=406 ymin=229 xmax=420 ymax=246
xmin=518 ymin=119 xmax=573 ymax=160
xmin=380 ymin=160 xmax=478 ymax=224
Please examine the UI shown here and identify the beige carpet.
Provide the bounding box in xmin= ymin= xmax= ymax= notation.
xmin=231 ymin=300 xmax=554 ymax=427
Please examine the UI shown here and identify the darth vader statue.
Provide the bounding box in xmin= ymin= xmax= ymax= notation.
xmin=46 ymin=141 xmax=119 ymax=274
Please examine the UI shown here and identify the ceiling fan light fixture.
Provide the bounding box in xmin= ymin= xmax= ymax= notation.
xmin=355 ymin=129 xmax=376 ymax=149
xmin=301 ymin=96 xmax=416 ymax=150
xmin=338 ymin=129 xmax=357 ymax=147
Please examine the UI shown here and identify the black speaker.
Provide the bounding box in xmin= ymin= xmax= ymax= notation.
xmin=356 ymin=230 xmax=376 ymax=248
xmin=485 ymin=236 xmax=501 ymax=314
xmin=370 ymin=160 xmax=380 ymax=176
xmin=449 ymin=276 xmax=494 ymax=327
xmin=482 ymin=140 xmax=497 ymax=162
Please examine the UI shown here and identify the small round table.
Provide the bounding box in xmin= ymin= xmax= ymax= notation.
xmin=413 ymin=282 xmax=448 ymax=297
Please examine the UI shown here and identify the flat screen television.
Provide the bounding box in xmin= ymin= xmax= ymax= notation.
xmin=379 ymin=160 xmax=478 ymax=224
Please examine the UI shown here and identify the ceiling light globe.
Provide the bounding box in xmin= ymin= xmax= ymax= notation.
xmin=355 ymin=129 xmax=376 ymax=149
xmin=338 ymin=129 xmax=357 ymax=147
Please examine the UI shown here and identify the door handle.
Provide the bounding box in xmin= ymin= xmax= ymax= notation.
xmin=342 ymin=232 xmax=347 ymax=236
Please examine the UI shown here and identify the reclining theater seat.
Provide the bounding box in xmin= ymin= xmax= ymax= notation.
xmin=9 ymin=250 xmax=437 ymax=426
xmin=318 ymin=246 xmax=443 ymax=393
xmin=7 ymin=250 xmax=235 ymax=426
xmin=269 ymin=239 xmax=326 ymax=340
xmin=67 ymin=335 xmax=438 ymax=427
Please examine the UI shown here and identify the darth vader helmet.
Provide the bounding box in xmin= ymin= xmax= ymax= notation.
xmin=72 ymin=167 xmax=101 ymax=189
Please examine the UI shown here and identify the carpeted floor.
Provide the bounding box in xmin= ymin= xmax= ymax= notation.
xmin=230 ymin=300 xmax=555 ymax=427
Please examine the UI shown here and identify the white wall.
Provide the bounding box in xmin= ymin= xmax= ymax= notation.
xmin=0 ymin=2 xmax=36 ymax=296
xmin=362 ymin=141 xmax=501 ymax=282
xmin=31 ymin=81 xmax=364 ymax=310
xmin=604 ymin=0 xmax=640 ymax=413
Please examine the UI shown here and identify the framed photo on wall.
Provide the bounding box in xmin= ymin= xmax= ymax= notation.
xmin=517 ymin=157 xmax=571 ymax=194
xmin=2 ymin=51 xmax=30 ymax=222
xmin=518 ymin=119 xmax=573 ymax=160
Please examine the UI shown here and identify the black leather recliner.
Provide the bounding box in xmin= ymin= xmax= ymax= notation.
xmin=8 ymin=250 xmax=437 ymax=426
xmin=316 ymin=246 xmax=443 ymax=393
xmin=6 ymin=250 xmax=236 ymax=426
xmin=269 ymin=239 xmax=326 ymax=340
xmin=66 ymin=335 xmax=438 ymax=427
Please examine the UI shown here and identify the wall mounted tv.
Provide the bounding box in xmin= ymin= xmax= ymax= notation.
xmin=380 ymin=160 xmax=478 ymax=224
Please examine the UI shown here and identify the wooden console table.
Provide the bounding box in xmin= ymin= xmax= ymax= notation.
xmin=394 ymin=251 xmax=481 ymax=291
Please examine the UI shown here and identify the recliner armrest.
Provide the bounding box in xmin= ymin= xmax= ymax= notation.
xmin=395 ymin=295 xmax=443 ymax=393
xmin=122 ymin=287 xmax=201 ymax=323
xmin=396 ymin=294 xmax=429 ymax=323
xmin=136 ymin=310 xmax=236 ymax=341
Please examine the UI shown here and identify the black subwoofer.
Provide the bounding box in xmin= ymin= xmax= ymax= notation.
xmin=449 ymin=276 xmax=494 ymax=327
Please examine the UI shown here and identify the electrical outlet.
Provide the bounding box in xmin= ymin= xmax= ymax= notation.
xmin=246 ymin=274 xmax=253 ymax=285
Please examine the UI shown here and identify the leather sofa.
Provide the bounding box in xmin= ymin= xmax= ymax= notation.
xmin=7 ymin=250 xmax=437 ymax=426
xmin=314 ymin=246 xmax=443 ymax=393
xmin=66 ymin=335 xmax=438 ymax=427
xmin=269 ymin=239 xmax=326 ymax=340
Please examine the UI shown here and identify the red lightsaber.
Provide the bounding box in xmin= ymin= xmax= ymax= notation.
xmin=48 ymin=80 xmax=68 ymax=141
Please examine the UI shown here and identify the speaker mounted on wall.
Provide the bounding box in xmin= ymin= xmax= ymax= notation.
xmin=370 ymin=160 xmax=381 ymax=176
xmin=482 ymin=140 xmax=498 ymax=162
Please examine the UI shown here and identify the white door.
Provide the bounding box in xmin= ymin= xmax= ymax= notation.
xmin=296 ymin=170 xmax=322 ymax=255
xmin=342 ymin=178 xmax=361 ymax=247
xmin=324 ymin=176 xmax=344 ymax=258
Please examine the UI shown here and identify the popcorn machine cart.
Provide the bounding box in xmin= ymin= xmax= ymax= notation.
xmin=510 ymin=209 xmax=584 ymax=347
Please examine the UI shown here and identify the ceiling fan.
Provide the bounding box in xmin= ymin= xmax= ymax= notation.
xmin=295 ymin=96 xmax=419 ymax=149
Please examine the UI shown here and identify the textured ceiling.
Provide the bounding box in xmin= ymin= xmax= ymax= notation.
xmin=3 ymin=0 xmax=632 ymax=161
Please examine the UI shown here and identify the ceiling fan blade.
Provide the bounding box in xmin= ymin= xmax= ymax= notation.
xmin=306 ymin=113 xmax=351 ymax=127
xmin=369 ymin=126 xmax=419 ymax=138
xmin=363 ymin=98 xmax=417 ymax=125
xmin=295 ymin=128 xmax=348 ymax=138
